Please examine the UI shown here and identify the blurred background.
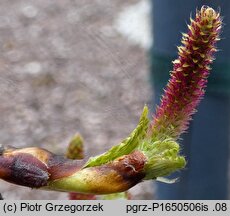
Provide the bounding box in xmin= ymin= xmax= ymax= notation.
xmin=1 ymin=0 xmax=229 ymax=200
xmin=0 ymin=0 xmax=154 ymax=199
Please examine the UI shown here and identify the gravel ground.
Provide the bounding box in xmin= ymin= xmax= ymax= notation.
xmin=0 ymin=0 xmax=154 ymax=199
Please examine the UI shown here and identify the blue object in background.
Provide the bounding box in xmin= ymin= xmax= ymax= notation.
xmin=150 ymin=0 xmax=230 ymax=199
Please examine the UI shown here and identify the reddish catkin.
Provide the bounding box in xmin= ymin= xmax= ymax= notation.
xmin=150 ymin=6 xmax=222 ymax=140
